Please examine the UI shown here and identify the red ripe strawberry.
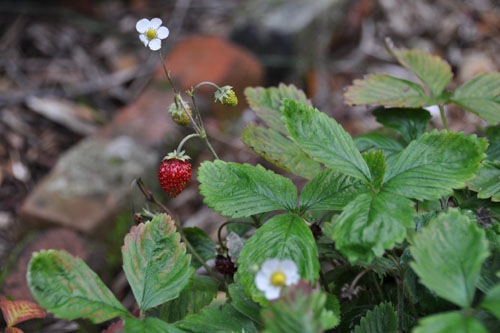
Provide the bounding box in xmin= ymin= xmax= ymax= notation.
xmin=158 ymin=151 xmax=192 ymax=197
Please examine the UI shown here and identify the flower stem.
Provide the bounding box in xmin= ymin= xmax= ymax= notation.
xmin=438 ymin=104 xmax=449 ymax=130
xmin=193 ymin=81 xmax=221 ymax=93
xmin=176 ymin=133 xmax=200 ymax=152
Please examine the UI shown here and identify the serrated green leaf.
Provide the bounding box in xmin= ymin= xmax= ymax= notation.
xmin=485 ymin=125 xmax=500 ymax=160
xmin=410 ymin=209 xmax=490 ymax=307
xmin=353 ymin=302 xmax=397 ymax=333
xmin=413 ymin=311 xmax=488 ymax=333
xmin=245 ymin=84 xmax=308 ymax=135
xmin=299 ymin=169 xmax=368 ymax=212
xmin=468 ymin=160 xmax=500 ymax=202
xmin=282 ymin=99 xmax=371 ymax=182
xmin=183 ymin=227 xmax=217 ymax=269
xmin=389 ymin=47 xmax=453 ymax=97
xmin=176 ymin=304 xmax=257 ymax=332
xmin=480 ymin=283 xmax=500 ymax=319
xmin=198 ymin=160 xmax=297 ymax=218
xmin=122 ymin=214 xmax=194 ymax=311
xmin=158 ymin=275 xmax=218 ymax=323
xmin=262 ymin=283 xmax=339 ymax=333
xmin=27 ymin=250 xmax=127 ymax=323
xmin=242 ymin=125 xmax=322 ymax=179
xmin=384 ymin=130 xmax=487 ymax=201
xmin=330 ymin=191 xmax=415 ymax=263
xmin=372 ymin=107 xmax=432 ymax=144
xmin=354 ymin=132 xmax=404 ymax=163
xmin=123 ymin=316 xmax=184 ymax=333
xmin=344 ymin=75 xmax=432 ymax=108
xmin=228 ymin=283 xmax=263 ymax=328
xmin=235 ymin=214 xmax=319 ymax=305
xmin=451 ymin=72 xmax=500 ymax=124
xmin=363 ymin=150 xmax=386 ymax=190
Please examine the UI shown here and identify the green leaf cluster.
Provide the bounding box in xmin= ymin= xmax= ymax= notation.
xmin=344 ymin=44 xmax=500 ymax=125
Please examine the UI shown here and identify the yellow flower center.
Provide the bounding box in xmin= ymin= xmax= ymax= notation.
xmin=146 ymin=28 xmax=157 ymax=40
xmin=270 ymin=271 xmax=286 ymax=286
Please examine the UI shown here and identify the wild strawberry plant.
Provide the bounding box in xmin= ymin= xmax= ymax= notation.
xmin=24 ymin=18 xmax=500 ymax=333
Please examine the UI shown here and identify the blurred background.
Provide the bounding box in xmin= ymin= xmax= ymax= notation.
xmin=0 ymin=0 xmax=499 ymax=331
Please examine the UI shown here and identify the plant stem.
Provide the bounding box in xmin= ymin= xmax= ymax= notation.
xmin=438 ymin=104 xmax=449 ymax=130
xmin=176 ymin=133 xmax=200 ymax=152
xmin=193 ymin=81 xmax=221 ymax=92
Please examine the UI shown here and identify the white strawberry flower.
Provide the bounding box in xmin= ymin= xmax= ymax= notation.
xmin=136 ymin=18 xmax=169 ymax=51
xmin=255 ymin=258 xmax=300 ymax=300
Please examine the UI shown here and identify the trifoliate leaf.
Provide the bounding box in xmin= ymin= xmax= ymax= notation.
xmin=468 ymin=160 xmax=500 ymax=202
xmin=245 ymin=84 xmax=308 ymax=135
xmin=344 ymin=75 xmax=433 ymax=108
xmin=353 ymin=302 xmax=397 ymax=333
xmin=330 ymin=191 xmax=415 ymax=263
xmin=123 ymin=316 xmax=184 ymax=333
xmin=175 ymin=304 xmax=257 ymax=332
xmin=158 ymin=275 xmax=218 ymax=323
xmin=372 ymin=107 xmax=432 ymax=145
xmin=384 ymin=130 xmax=487 ymax=201
xmin=354 ymin=132 xmax=404 ymax=164
xmin=198 ymin=160 xmax=297 ymax=218
xmin=122 ymin=214 xmax=194 ymax=311
xmin=27 ymin=250 xmax=127 ymax=323
xmin=235 ymin=214 xmax=319 ymax=305
xmin=299 ymin=169 xmax=368 ymax=212
xmin=413 ymin=311 xmax=488 ymax=333
xmin=389 ymin=47 xmax=453 ymax=97
xmin=242 ymin=125 xmax=322 ymax=179
xmin=410 ymin=209 xmax=490 ymax=308
xmin=262 ymin=282 xmax=340 ymax=333
xmin=451 ymin=72 xmax=500 ymax=124
xmin=282 ymin=99 xmax=371 ymax=182
xmin=480 ymin=283 xmax=500 ymax=320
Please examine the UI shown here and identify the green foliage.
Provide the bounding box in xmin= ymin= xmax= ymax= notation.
xmin=158 ymin=275 xmax=218 ymax=323
xmin=198 ymin=160 xmax=297 ymax=218
xmin=183 ymin=227 xmax=217 ymax=268
xmin=468 ymin=160 xmax=500 ymax=201
xmin=383 ymin=130 xmax=487 ymax=201
xmin=26 ymin=42 xmax=500 ymax=332
xmin=261 ymin=283 xmax=340 ymax=333
xmin=410 ymin=209 xmax=490 ymax=308
xmin=243 ymin=84 xmax=321 ymax=179
xmin=175 ymin=304 xmax=258 ymax=332
xmin=27 ymin=250 xmax=128 ymax=323
xmin=372 ymin=107 xmax=432 ymax=145
xmin=123 ymin=317 xmax=184 ymax=333
xmin=353 ymin=302 xmax=397 ymax=333
xmin=282 ymin=99 xmax=371 ymax=182
xmin=330 ymin=191 xmax=415 ymax=263
xmin=344 ymin=46 xmax=500 ymax=125
xmin=235 ymin=214 xmax=319 ymax=305
xmin=122 ymin=214 xmax=194 ymax=311
xmin=413 ymin=311 xmax=488 ymax=333
xmin=451 ymin=72 xmax=500 ymax=124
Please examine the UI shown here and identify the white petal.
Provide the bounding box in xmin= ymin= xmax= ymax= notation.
xmin=285 ymin=270 xmax=300 ymax=286
xmin=148 ymin=39 xmax=161 ymax=51
xmin=136 ymin=18 xmax=150 ymax=33
xmin=139 ymin=34 xmax=148 ymax=46
xmin=255 ymin=272 xmax=270 ymax=290
xmin=150 ymin=18 xmax=162 ymax=29
xmin=156 ymin=26 xmax=170 ymax=39
xmin=265 ymin=286 xmax=282 ymax=300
